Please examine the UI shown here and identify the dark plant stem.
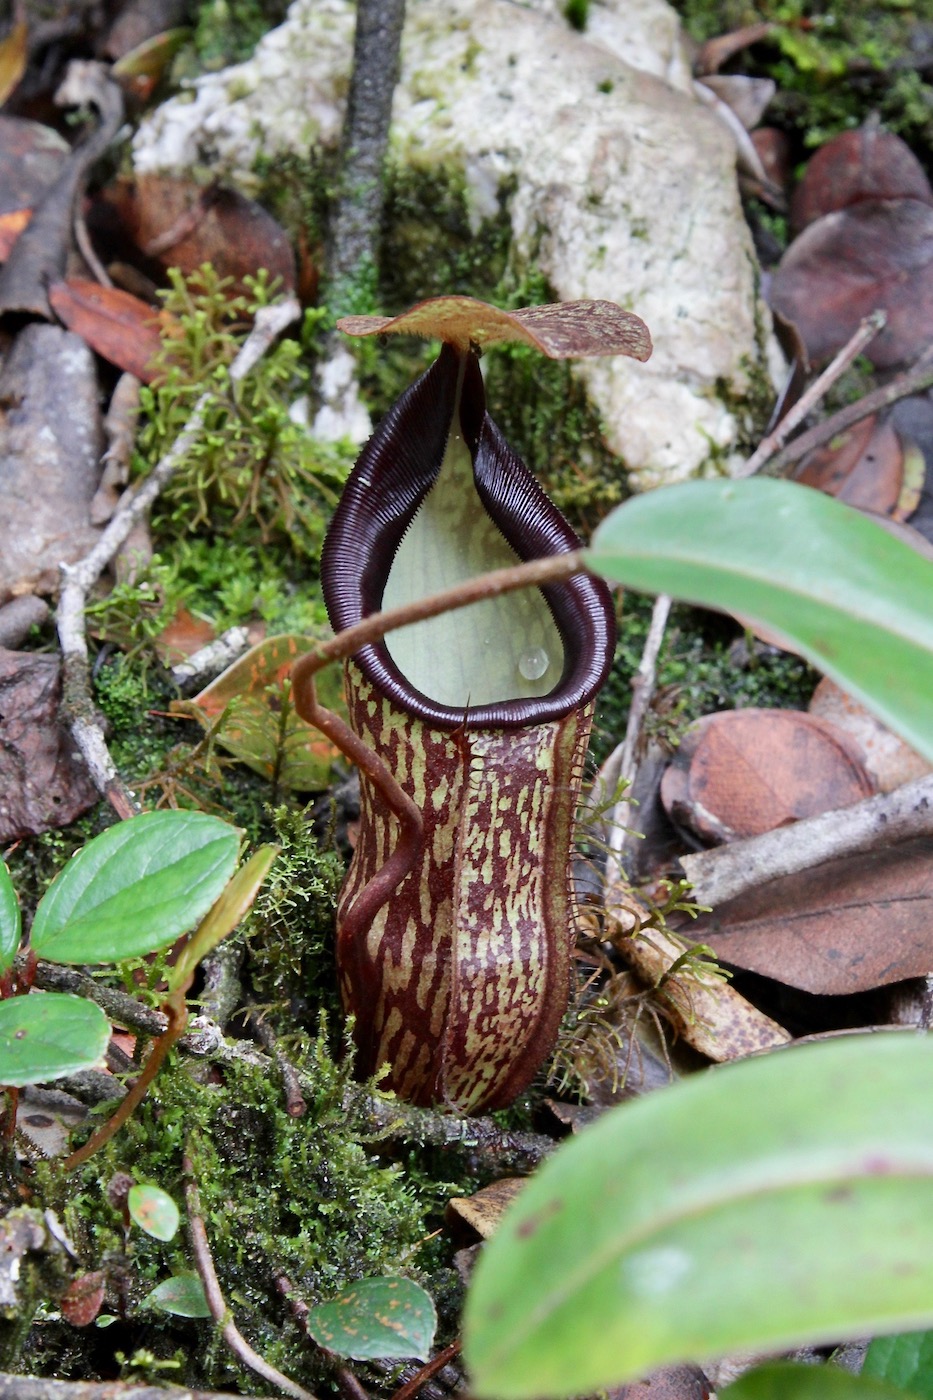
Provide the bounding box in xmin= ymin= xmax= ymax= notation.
xmin=324 ymin=0 xmax=407 ymax=313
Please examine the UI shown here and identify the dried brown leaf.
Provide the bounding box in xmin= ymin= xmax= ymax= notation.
xmin=661 ymin=709 xmax=875 ymax=845
xmin=0 ymin=649 xmax=99 ymax=840
xmin=793 ymin=414 xmax=906 ymax=517
xmin=48 ymin=278 xmax=170 ymax=382
xmin=691 ymin=836 xmax=933 ymax=994
xmin=100 ymin=174 xmax=296 ymax=293
xmin=790 ymin=126 xmax=933 ymax=235
xmin=771 ymin=198 xmax=933 ymax=368
xmin=808 ymin=677 xmax=933 ymax=793
xmin=446 ymin=1180 xmax=525 ymax=1240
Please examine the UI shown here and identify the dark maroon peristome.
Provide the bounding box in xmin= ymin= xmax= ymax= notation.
xmin=321 ymin=342 xmax=616 ymax=729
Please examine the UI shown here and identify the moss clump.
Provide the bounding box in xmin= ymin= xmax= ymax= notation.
xmin=191 ymin=0 xmax=291 ymax=71
xmin=31 ymin=1029 xmax=428 ymax=1391
xmin=138 ymin=266 xmax=350 ymax=560
xmin=243 ymin=805 xmax=344 ymax=1022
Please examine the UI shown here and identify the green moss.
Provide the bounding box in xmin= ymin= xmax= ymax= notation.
xmin=243 ymin=805 xmax=343 ymax=1020
xmin=191 ymin=0 xmax=290 ymax=70
xmin=24 ymin=1028 xmax=431 ymax=1390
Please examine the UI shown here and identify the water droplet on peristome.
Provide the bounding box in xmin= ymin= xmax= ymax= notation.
xmin=518 ymin=646 xmax=549 ymax=681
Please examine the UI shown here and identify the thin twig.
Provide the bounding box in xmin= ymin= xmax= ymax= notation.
xmin=324 ymin=0 xmax=406 ymax=312
xmin=56 ymin=296 xmax=301 ymax=815
xmin=388 ymin=1341 xmax=462 ymax=1400
xmin=602 ymin=593 xmax=672 ymax=895
xmin=764 ymin=349 xmax=933 ymax=476
xmin=184 ymin=1156 xmax=317 ymax=1400
xmin=679 ymin=770 xmax=933 ymax=908
xmin=739 ymin=310 xmax=886 ymax=477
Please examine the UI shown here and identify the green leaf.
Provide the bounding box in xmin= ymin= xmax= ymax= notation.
xmin=144 ymin=1273 xmax=211 ymax=1318
xmin=0 ymin=860 xmax=21 ymax=975
xmin=30 ymin=811 xmax=240 ymax=964
xmin=586 ymin=479 xmax=933 ymax=762
xmin=864 ymin=1331 xmax=933 ymax=1398
xmin=463 ymin=1035 xmax=933 ymax=1400
xmin=305 ymin=1277 xmax=437 ymax=1361
xmin=128 ymin=1183 xmax=180 ymax=1242
xmin=0 ymin=994 xmax=110 ymax=1087
xmin=721 ymin=1363 xmax=914 ymax=1400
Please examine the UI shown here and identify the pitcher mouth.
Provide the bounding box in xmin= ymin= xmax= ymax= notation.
xmin=321 ymin=342 xmax=616 ymax=731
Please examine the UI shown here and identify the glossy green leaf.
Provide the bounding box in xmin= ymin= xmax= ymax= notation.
xmin=864 ymin=1330 xmax=933 ymax=1398
xmin=722 ymin=1363 xmax=912 ymax=1400
xmin=586 ymin=479 xmax=933 ymax=762
xmin=128 ymin=1183 xmax=180 ymax=1242
xmin=464 ymin=1035 xmax=933 ymax=1400
xmin=144 ymin=1273 xmax=211 ymax=1318
xmin=0 ymin=860 xmax=21 ymax=975
xmin=30 ymin=811 xmax=240 ymax=964
xmin=305 ymin=1277 xmax=437 ymax=1361
xmin=0 ymin=994 xmax=110 ymax=1087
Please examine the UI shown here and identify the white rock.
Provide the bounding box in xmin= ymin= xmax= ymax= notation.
xmin=134 ymin=0 xmax=779 ymax=489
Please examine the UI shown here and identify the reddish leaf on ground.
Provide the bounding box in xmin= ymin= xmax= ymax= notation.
xmin=61 ymin=1271 xmax=106 ymax=1328
xmin=660 ymin=709 xmax=875 ymax=846
xmin=793 ymin=413 xmax=919 ymax=518
xmin=770 ymin=198 xmax=933 ymax=368
xmin=749 ymin=127 xmax=792 ymax=204
xmin=790 ymin=125 xmax=933 ymax=235
xmin=48 ymin=279 xmax=171 ymax=382
xmin=808 ymin=677 xmax=933 ymax=793
xmin=0 ymin=649 xmax=99 ymax=840
xmin=152 ymin=606 xmax=215 ymax=665
xmin=99 ymin=174 xmax=296 ymax=293
xmin=687 ymin=836 xmax=933 ymax=994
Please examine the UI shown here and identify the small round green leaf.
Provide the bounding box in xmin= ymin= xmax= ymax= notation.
xmin=0 ymin=994 xmax=110 ymax=1087
xmin=30 ymin=810 xmax=240 ymax=964
xmin=144 ymin=1274 xmax=211 ymax=1318
xmin=306 ymin=1277 xmax=437 ymax=1361
xmin=128 ymin=1183 xmax=180 ymax=1242
xmin=0 ymin=860 xmax=21 ymax=976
